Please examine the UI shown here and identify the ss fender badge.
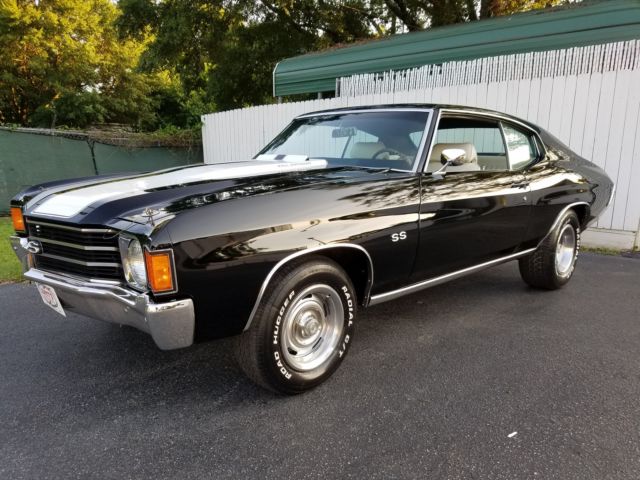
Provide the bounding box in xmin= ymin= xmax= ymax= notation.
xmin=391 ymin=231 xmax=407 ymax=242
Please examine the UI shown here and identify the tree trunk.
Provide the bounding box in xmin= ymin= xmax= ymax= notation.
xmin=480 ymin=0 xmax=495 ymax=18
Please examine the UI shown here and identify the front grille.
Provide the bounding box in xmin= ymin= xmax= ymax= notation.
xmin=26 ymin=219 xmax=123 ymax=281
xmin=29 ymin=223 xmax=117 ymax=247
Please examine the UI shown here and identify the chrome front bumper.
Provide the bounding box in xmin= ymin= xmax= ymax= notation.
xmin=10 ymin=235 xmax=30 ymax=271
xmin=11 ymin=236 xmax=194 ymax=350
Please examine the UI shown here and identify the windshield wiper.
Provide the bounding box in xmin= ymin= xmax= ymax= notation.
xmin=346 ymin=165 xmax=410 ymax=174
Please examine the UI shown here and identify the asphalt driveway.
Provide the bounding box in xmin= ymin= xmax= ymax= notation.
xmin=1 ymin=253 xmax=639 ymax=479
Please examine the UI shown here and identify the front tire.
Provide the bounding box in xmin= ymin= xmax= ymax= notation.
xmin=519 ymin=209 xmax=581 ymax=290
xmin=236 ymin=257 xmax=356 ymax=394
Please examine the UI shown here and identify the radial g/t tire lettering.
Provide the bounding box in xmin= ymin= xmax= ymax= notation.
xmin=236 ymin=257 xmax=356 ymax=394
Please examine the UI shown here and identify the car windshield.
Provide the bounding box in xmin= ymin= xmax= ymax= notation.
xmin=257 ymin=110 xmax=431 ymax=171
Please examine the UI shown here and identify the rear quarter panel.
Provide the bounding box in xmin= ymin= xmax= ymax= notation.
xmin=522 ymin=130 xmax=614 ymax=249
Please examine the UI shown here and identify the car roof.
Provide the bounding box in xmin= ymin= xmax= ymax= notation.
xmin=295 ymin=104 xmax=542 ymax=133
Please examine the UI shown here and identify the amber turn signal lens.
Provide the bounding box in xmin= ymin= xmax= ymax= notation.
xmin=11 ymin=207 xmax=26 ymax=232
xmin=144 ymin=250 xmax=175 ymax=293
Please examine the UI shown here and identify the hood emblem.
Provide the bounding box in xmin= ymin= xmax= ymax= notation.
xmin=26 ymin=240 xmax=42 ymax=254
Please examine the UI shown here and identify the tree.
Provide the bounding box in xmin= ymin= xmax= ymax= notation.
xmin=1 ymin=0 xmax=571 ymax=129
xmin=117 ymin=0 xmax=385 ymax=110
xmin=0 ymin=0 xmax=171 ymax=128
xmin=117 ymin=0 xmax=569 ymax=113
xmin=383 ymin=0 xmax=567 ymax=30
xmin=481 ymin=0 xmax=564 ymax=18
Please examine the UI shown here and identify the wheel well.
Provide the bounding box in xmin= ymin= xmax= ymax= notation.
xmin=571 ymin=204 xmax=590 ymax=229
xmin=314 ymin=248 xmax=372 ymax=306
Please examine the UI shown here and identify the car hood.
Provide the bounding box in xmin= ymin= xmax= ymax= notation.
xmin=21 ymin=159 xmax=383 ymax=226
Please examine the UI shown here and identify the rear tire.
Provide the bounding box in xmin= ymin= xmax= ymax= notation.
xmin=236 ymin=257 xmax=356 ymax=394
xmin=519 ymin=210 xmax=581 ymax=290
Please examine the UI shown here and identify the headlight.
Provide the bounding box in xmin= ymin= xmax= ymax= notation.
xmin=120 ymin=237 xmax=147 ymax=290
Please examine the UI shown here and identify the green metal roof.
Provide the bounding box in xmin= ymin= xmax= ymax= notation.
xmin=273 ymin=0 xmax=640 ymax=96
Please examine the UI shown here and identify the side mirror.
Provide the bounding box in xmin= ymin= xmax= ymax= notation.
xmin=440 ymin=148 xmax=466 ymax=166
xmin=430 ymin=148 xmax=467 ymax=178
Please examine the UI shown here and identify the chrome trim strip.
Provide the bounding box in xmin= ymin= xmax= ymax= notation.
xmin=411 ymin=110 xmax=434 ymax=174
xmin=441 ymin=108 xmax=540 ymax=136
xmin=27 ymin=220 xmax=116 ymax=234
xmin=10 ymin=235 xmax=30 ymax=272
xmin=38 ymin=253 xmax=121 ymax=268
xmin=606 ymin=184 xmax=616 ymax=208
xmin=422 ymin=109 xmax=442 ymax=173
xmin=31 ymin=236 xmax=119 ymax=251
xmin=243 ymin=243 xmax=374 ymax=332
xmin=38 ymin=267 xmax=122 ymax=285
xmin=498 ymin=121 xmax=510 ymax=168
xmin=369 ymin=248 xmax=536 ymax=306
xmin=438 ymin=108 xmax=547 ymax=158
xmin=296 ymin=108 xmax=434 ymax=118
xmin=82 ymin=277 xmax=122 ymax=285
xmin=537 ymin=202 xmax=590 ymax=246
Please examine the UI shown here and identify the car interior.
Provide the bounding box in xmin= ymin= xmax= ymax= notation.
xmin=260 ymin=111 xmax=430 ymax=171
xmin=261 ymin=111 xmax=537 ymax=173
xmin=426 ymin=117 xmax=510 ymax=173
xmin=427 ymin=142 xmax=481 ymax=172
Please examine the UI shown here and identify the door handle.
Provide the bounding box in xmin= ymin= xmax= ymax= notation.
xmin=511 ymin=181 xmax=530 ymax=189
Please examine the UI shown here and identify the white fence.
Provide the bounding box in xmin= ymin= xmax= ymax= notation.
xmin=202 ymin=40 xmax=640 ymax=247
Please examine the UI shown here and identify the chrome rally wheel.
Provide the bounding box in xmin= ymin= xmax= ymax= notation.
xmin=519 ymin=209 xmax=581 ymax=290
xmin=236 ymin=257 xmax=356 ymax=394
xmin=281 ymin=285 xmax=344 ymax=372
xmin=555 ymin=223 xmax=577 ymax=276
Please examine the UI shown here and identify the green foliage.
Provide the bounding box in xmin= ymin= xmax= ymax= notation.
xmin=0 ymin=0 xmax=204 ymax=130
xmin=118 ymin=0 xmax=571 ymax=112
xmin=481 ymin=0 xmax=566 ymax=17
xmin=0 ymin=217 xmax=22 ymax=283
xmin=88 ymin=123 xmax=202 ymax=148
xmin=0 ymin=0 xmax=570 ymax=131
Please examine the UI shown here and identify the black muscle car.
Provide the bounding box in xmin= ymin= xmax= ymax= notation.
xmin=10 ymin=105 xmax=614 ymax=394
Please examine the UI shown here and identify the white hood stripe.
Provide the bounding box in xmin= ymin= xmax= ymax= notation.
xmin=31 ymin=159 xmax=327 ymax=218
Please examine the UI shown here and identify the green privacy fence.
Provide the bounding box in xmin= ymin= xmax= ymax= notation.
xmin=0 ymin=127 xmax=203 ymax=214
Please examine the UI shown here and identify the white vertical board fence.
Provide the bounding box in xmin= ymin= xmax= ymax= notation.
xmin=202 ymin=40 xmax=640 ymax=238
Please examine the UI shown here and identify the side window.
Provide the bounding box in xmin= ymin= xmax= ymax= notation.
xmin=427 ymin=117 xmax=508 ymax=172
xmin=503 ymin=124 xmax=537 ymax=170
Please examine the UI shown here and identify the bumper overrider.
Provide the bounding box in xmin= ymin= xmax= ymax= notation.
xmin=10 ymin=236 xmax=195 ymax=350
